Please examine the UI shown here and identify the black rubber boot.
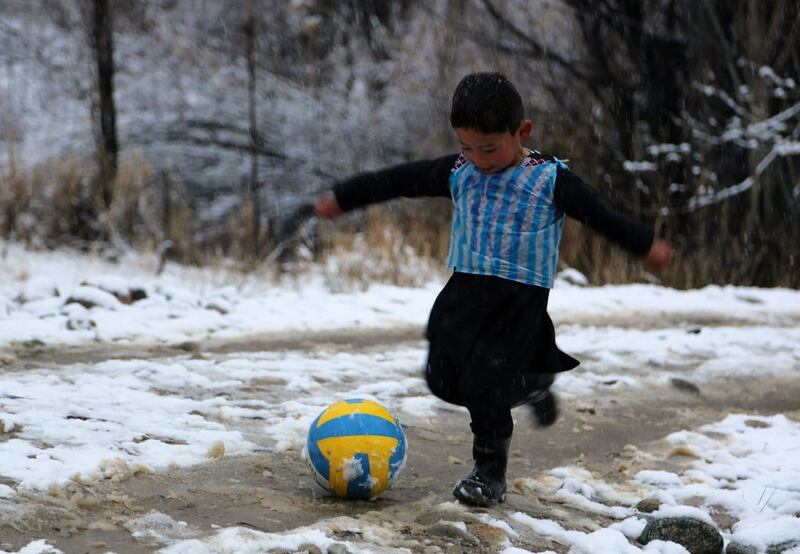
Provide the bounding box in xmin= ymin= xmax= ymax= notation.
xmin=528 ymin=388 xmax=558 ymax=427
xmin=453 ymin=435 xmax=510 ymax=507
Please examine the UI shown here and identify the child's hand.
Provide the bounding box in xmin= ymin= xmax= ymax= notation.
xmin=314 ymin=192 xmax=344 ymax=219
xmin=644 ymin=239 xmax=673 ymax=272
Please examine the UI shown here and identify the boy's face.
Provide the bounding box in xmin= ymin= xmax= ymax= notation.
xmin=455 ymin=120 xmax=532 ymax=174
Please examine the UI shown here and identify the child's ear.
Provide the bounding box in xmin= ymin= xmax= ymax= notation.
xmin=517 ymin=119 xmax=533 ymax=141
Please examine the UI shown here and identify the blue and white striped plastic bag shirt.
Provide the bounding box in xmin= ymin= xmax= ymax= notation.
xmin=446 ymin=158 xmax=567 ymax=288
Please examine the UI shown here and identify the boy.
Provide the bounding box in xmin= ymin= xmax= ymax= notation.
xmin=315 ymin=72 xmax=672 ymax=507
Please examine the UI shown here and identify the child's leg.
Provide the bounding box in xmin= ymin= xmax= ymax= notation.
xmin=531 ymin=373 xmax=557 ymax=426
xmin=452 ymin=402 xmax=512 ymax=506
xmin=514 ymin=373 xmax=558 ymax=427
xmin=529 ymin=387 xmax=558 ymax=426
xmin=468 ymin=402 xmax=513 ymax=439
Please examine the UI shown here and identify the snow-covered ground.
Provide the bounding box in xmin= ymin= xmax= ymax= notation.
xmin=1 ymin=243 xmax=800 ymax=553
xmin=2 ymin=243 xmax=797 ymax=350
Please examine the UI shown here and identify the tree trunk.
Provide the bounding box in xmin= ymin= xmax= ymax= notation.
xmin=91 ymin=0 xmax=117 ymax=210
xmin=244 ymin=0 xmax=260 ymax=260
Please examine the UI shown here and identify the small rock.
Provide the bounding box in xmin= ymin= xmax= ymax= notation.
xmin=65 ymin=286 xmax=121 ymax=310
xmin=67 ymin=317 xmax=96 ymax=331
xmin=726 ymin=542 xmax=756 ymax=554
xmin=764 ymin=539 xmax=800 ymax=554
xmin=427 ymin=522 xmax=479 ymax=546
xmin=0 ymin=354 xmax=15 ymax=365
xmin=639 ymin=517 xmax=723 ymax=554
xmin=130 ymin=288 xmax=147 ymax=302
xmin=205 ymin=299 xmax=231 ymax=314
xmin=415 ymin=508 xmax=478 ymax=527
xmin=726 ymin=541 xmax=800 ymax=554
xmin=327 ymin=544 xmax=351 ymax=554
xmin=80 ymin=276 xmax=139 ymax=304
xmin=636 ymin=497 xmax=662 ymax=513
xmin=21 ymin=339 xmax=46 ymax=350
xmin=670 ymin=378 xmax=701 ymax=395
xmin=744 ymin=419 xmax=770 ymax=429
xmin=686 ymin=326 xmax=702 ymax=334
xmin=177 ymin=341 xmax=199 ymax=352
xmin=274 ymin=546 xmax=322 ymax=554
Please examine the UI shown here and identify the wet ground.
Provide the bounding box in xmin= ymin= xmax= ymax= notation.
xmin=2 ymin=325 xmax=799 ymax=553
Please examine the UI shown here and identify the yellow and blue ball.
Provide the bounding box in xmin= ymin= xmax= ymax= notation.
xmin=305 ymin=398 xmax=407 ymax=500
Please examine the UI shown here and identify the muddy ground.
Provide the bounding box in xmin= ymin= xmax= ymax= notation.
xmin=1 ymin=326 xmax=799 ymax=553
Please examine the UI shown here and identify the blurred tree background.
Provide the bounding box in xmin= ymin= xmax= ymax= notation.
xmin=0 ymin=0 xmax=797 ymax=287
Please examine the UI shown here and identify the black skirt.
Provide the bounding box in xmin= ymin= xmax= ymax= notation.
xmin=425 ymin=272 xmax=579 ymax=407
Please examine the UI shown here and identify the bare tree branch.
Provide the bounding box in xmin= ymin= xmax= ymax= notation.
xmin=477 ymin=0 xmax=602 ymax=87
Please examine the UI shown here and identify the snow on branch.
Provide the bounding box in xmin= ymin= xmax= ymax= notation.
xmin=683 ymin=143 xmax=797 ymax=212
xmin=694 ymin=82 xmax=754 ymax=121
xmin=776 ymin=142 xmax=800 ymax=156
xmin=757 ymin=65 xmax=796 ymax=90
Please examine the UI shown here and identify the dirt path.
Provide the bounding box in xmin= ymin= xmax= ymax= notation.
xmin=3 ymin=360 xmax=800 ymax=553
xmin=5 ymin=305 xmax=795 ymax=374
xmin=0 ymin=366 xmax=800 ymax=554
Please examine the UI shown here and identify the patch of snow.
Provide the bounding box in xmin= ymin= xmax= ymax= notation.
xmin=649 ymin=505 xmax=717 ymax=527
xmin=1 ymin=244 xmax=799 ymax=553
xmin=727 ymin=515 xmax=800 ymax=552
xmin=478 ymin=514 xmax=520 ymax=538
xmin=642 ymin=541 xmax=691 ymax=553
xmin=635 ymin=470 xmax=683 ymax=488
xmin=611 ymin=516 xmax=648 ymax=539
xmin=559 ymin=477 xmax=595 ymax=499
xmin=161 ymin=524 xmax=376 ymax=554
xmin=0 ymin=541 xmax=62 ymax=554
xmin=623 ymin=161 xmax=658 ymax=173
xmin=340 ymin=456 xmax=365 ymax=482
xmin=125 ymin=511 xmax=193 ymax=543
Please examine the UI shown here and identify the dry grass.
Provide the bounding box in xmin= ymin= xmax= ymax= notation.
xmin=316 ymin=201 xmax=451 ymax=290
xmin=1 ymin=154 xmax=89 ymax=244
xmin=2 ymin=153 xmax=795 ymax=289
xmin=0 ymin=153 xmax=197 ymax=262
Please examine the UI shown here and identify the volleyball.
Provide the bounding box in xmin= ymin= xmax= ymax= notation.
xmin=304 ymin=398 xmax=407 ymax=500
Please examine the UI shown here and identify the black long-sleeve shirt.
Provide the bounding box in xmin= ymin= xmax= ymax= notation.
xmin=333 ymin=152 xmax=654 ymax=256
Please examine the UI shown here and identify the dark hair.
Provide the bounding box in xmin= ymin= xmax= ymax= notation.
xmin=450 ymin=72 xmax=524 ymax=134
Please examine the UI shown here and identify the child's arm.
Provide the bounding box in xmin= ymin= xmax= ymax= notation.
xmin=315 ymin=155 xmax=458 ymax=219
xmin=554 ymin=167 xmax=672 ymax=271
